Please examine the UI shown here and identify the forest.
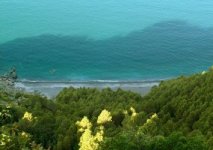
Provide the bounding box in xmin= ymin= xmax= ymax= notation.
xmin=0 ymin=68 xmax=213 ymax=150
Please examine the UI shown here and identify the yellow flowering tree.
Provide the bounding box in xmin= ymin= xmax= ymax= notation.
xmin=0 ymin=105 xmax=13 ymax=125
xmin=0 ymin=133 xmax=11 ymax=148
xmin=76 ymin=109 xmax=112 ymax=150
xmin=137 ymin=113 xmax=159 ymax=135
xmin=121 ymin=107 xmax=138 ymax=128
xmin=97 ymin=109 xmax=112 ymax=124
xmin=130 ymin=107 xmax=137 ymax=120
xmin=22 ymin=112 xmax=33 ymax=122
xmin=0 ymin=126 xmax=31 ymax=149
xmin=76 ymin=116 xmax=92 ymax=132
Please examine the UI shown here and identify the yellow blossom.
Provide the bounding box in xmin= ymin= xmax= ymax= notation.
xmin=97 ymin=109 xmax=112 ymax=124
xmin=94 ymin=126 xmax=104 ymax=142
xmin=78 ymin=126 xmax=104 ymax=150
xmin=79 ymin=129 xmax=96 ymax=150
xmin=77 ymin=110 xmax=111 ymax=150
xmin=130 ymin=107 xmax=137 ymax=119
xmin=123 ymin=110 xmax=128 ymax=115
xmin=201 ymin=71 xmax=207 ymax=75
xmin=0 ymin=141 xmax=6 ymax=146
xmin=151 ymin=113 xmax=158 ymax=119
xmin=136 ymin=113 xmax=159 ymax=135
xmin=144 ymin=113 xmax=158 ymax=126
xmin=76 ymin=116 xmax=92 ymax=132
xmin=22 ymin=112 xmax=33 ymax=122
xmin=21 ymin=132 xmax=29 ymax=138
xmin=0 ymin=133 xmax=11 ymax=146
xmin=6 ymin=105 xmax=11 ymax=109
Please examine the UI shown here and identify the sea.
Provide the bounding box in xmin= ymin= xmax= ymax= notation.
xmin=1 ymin=0 xmax=213 ymax=96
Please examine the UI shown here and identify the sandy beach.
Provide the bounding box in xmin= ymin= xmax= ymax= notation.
xmin=15 ymin=80 xmax=161 ymax=98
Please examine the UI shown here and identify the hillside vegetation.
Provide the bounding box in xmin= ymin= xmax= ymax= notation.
xmin=0 ymin=69 xmax=213 ymax=150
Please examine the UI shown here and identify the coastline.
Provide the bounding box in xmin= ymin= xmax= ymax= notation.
xmin=15 ymin=80 xmax=162 ymax=98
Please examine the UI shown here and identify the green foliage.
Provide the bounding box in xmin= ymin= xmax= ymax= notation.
xmin=1 ymin=69 xmax=213 ymax=149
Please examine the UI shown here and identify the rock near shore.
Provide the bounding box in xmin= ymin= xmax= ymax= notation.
xmin=0 ymin=68 xmax=18 ymax=89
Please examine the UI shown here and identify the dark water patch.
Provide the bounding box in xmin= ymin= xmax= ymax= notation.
xmin=1 ymin=20 xmax=213 ymax=80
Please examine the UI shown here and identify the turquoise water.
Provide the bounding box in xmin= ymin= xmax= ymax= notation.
xmin=1 ymin=0 xmax=213 ymax=43
xmin=1 ymin=0 xmax=213 ymax=80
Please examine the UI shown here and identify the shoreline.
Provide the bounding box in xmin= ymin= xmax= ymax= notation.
xmin=16 ymin=79 xmax=165 ymax=84
xmin=15 ymin=79 xmax=162 ymax=98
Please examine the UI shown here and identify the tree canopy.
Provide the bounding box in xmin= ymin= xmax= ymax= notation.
xmin=1 ymin=68 xmax=213 ymax=149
